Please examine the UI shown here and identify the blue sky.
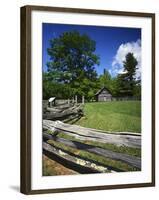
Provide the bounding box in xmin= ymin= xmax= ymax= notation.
xmin=42 ymin=23 xmax=141 ymax=77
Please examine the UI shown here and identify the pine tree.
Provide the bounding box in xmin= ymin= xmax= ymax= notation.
xmin=117 ymin=53 xmax=138 ymax=96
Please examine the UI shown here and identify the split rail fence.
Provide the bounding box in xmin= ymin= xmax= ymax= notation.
xmin=43 ymin=103 xmax=141 ymax=174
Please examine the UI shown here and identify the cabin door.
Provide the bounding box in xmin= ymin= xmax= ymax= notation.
xmin=104 ymin=97 xmax=107 ymax=101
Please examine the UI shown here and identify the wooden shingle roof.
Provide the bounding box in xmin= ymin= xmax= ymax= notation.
xmin=95 ymin=86 xmax=112 ymax=96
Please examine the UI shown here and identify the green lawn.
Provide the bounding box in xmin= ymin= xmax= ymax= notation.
xmin=75 ymin=101 xmax=141 ymax=133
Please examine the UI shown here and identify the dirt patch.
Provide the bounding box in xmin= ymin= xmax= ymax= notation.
xmin=43 ymin=154 xmax=79 ymax=176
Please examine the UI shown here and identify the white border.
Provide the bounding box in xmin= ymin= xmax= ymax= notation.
xmin=31 ymin=10 xmax=152 ymax=190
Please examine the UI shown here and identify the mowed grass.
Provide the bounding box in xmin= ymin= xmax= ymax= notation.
xmin=75 ymin=101 xmax=141 ymax=133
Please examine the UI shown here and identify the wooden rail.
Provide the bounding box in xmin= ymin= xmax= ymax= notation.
xmin=43 ymin=120 xmax=141 ymax=173
xmin=43 ymin=104 xmax=84 ymax=121
xmin=43 ymin=120 xmax=141 ymax=148
xmin=43 ymin=132 xmax=141 ymax=169
xmin=43 ymin=142 xmax=111 ymax=173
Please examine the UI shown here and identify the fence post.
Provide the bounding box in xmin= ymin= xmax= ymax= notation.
xmin=68 ymin=99 xmax=70 ymax=106
xmin=82 ymin=96 xmax=85 ymax=105
xmin=75 ymin=95 xmax=77 ymax=104
xmin=72 ymin=97 xmax=74 ymax=104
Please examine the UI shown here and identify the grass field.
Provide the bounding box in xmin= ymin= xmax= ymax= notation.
xmin=75 ymin=101 xmax=141 ymax=133
xmin=43 ymin=101 xmax=141 ymax=175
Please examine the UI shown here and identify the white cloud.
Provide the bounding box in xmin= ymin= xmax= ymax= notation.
xmin=110 ymin=39 xmax=141 ymax=79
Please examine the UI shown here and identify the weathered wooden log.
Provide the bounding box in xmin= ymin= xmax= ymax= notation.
xmin=63 ymin=114 xmax=82 ymax=123
xmin=46 ymin=107 xmax=62 ymax=113
xmin=43 ymin=104 xmax=84 ymax=120
xmin=43 ymin=120 xmax=141 ymax=148
xmin=48 ymin=104 xmax=78 ymax=112
xmin=54 ymin=104 xmax=74 ymax=109
xmin=43 ymin=142 xmax=110 ymax=174
xmin=43 ymin=133 xmax=141 ymax=169
xmin=60 ymin=104 xmax=83 ymax=112
xmin=43 ymin=111 xmax=83 ymax=120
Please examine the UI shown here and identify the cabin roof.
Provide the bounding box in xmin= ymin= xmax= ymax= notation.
xmin=95 ymin=86 xmax=112 ymax=96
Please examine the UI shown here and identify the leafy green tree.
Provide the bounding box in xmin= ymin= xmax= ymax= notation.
xmin=109 ymin=77 xmax=119 ymax=96
xmin=99 ymin=69 xmax=111 ymax=88
xmin=45 ymin=31 xmax=100 ymax=100
xmin=47 ymin=31 xmax=99 ymax=83
xmin=43 ymin=72 xmax=74 ymax=99
xmin=98 ymin=69 xmax=120 ymax=96
xmin=133 ymin=80 xmax=141 ymax=98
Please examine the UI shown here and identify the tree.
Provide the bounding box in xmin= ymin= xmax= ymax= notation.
xmin=47 ymin=31 xmax=99 ymax=82
xmin=98 ymin=69 xmax=120 ymax=96
xmin=133 ymin=80 xmax=141 ymax=99
xmin=45 ymin=31 xmax=100 ymax=100
xmin=99 ymin=69 xmax=111 ymax=88
xmin=43 ymin=72 xmax=74 ymax=99
xmin=117 ymin=53 xmax=138 ymax=96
